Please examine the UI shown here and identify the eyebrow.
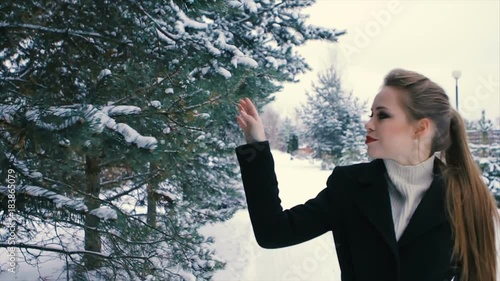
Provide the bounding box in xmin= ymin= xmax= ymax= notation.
xmin=370 ymin=106 xmax=388 ymax=111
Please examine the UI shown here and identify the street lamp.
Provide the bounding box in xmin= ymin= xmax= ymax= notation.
xmin=452 ymin=70 xmax=461 ymax=111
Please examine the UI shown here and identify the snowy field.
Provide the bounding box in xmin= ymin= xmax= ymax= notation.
xmin=199 ymin=149 xmax=342 ymax=281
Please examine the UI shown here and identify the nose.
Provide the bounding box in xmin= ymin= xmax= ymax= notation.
xmin=364 ymin=119 xmax=374 ymax=132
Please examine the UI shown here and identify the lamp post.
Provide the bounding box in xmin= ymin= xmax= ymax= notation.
xmin=452 ymin=70 xmax=461 ymax=111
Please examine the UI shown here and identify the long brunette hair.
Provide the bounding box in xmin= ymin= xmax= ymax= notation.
xmin=384 ymin=68 xmax=498 ymax=281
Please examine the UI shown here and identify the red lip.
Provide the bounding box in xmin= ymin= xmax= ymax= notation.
xmin=365 ymin=136 xmax=378 ymax=144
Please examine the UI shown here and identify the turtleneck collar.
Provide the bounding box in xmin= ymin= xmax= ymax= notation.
xmin=383 ymin=155 xmax=436 ymax=187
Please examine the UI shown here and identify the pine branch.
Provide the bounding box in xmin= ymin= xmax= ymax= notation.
xmin=0 ymin=243 xmax=152 ymax=260
xmin=103 ymin=171 xmax=162 ymax=201
xmin=233 ymin=1 xmax=286 ymax=24
xmin=0 ymin=23 xmax=131 ymax=45
xmin=173 ymin=95 xmax=222 ymax=113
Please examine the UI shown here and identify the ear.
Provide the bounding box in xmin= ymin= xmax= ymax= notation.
xmin=414 ymin=118 xmax=432 ymax=138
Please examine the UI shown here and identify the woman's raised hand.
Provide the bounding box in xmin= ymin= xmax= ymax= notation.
xmin=236 ymin=98 xmax=267 ymax=144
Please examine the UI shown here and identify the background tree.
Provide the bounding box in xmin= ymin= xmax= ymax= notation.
xmin=298 ymin=66 xmax=367 ymax=168
xmin=478 ymin=110 xmax=494 ymax=145
xmin=464 ymin=118 xmax=477 ymax=131
xmin=0 ymin=1 xmax=344 ymax=280
xmin=339 ymin=115 xmax=368 ymax=165
xmin=260 ymin=105 xmax=283 ymax=150
xmin=468 ymin=111 xmax=500 ymax=206
xmin=277 ymin=116 xmax=298 ymax=152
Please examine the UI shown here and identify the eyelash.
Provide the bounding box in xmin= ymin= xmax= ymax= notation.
xmin=369 ymin=112 xmax=389 ymax=119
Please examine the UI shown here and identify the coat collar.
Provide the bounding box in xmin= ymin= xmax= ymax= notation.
xmin=355 ymin=157 xmax=448 ymax=258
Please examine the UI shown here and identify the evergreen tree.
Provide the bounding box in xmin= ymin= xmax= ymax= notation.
xmin=339 ymin=115 xmax=368 ymax=165
xmin=277 ymin=116 xmax=297 ymax=152
xmin=464 ymin=118 xmax=477 ymax=131
xmin=0 ymin=1 xmax=344 ymax=280
xmin=478 ymin=110 xmax=493 ymax=144
xmin=260 ymin=105 xmax=282 ymax=150
xmin=298 ymin=66 xmax=366 ymax=167
xmin=470 ymin=111 xmax=500 ymax=206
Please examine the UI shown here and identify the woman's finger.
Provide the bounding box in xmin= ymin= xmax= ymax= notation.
xmin=239 ymin=98 xmax=249 ymax=110
xmin=240 ymin=109 xmax=254 ymax=123
xmin=244 ymin=97 xmax=259 ymax=119
xmin=236 ymin=115 xmax=246 ymax=128
xmin=238 ymin=100 xmax=250 ymax=114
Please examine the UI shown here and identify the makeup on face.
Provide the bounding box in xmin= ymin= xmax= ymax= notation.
xmin=365 ymin=106 xmax=390 ymax=144
xmin=365 ymin=136 xmax=378 ymax=144
xmin=368 ymin=106 xmax=391 ymax=120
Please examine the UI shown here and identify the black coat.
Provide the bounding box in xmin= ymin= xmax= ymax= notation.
xmin=236 ymin=141 xmax=458 ymax=281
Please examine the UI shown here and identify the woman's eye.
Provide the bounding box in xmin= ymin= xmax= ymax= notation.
xmin=368 ymin=112 xmax=389 ymax=119
xmin=378 ymin=112 xmax=389 ymax=119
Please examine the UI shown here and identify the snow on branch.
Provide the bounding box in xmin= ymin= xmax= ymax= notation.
xmin=156 ymin=28 xmax=176 ymax=45
xmin=97 ymin=69 xmax=112 ymax=81
xmin=231 ymin=55 xmax=258 ymax=68
xmin=241 ymin=0 xmax=258 ymax=13
xmin=115 ymin=123 xmax=158 ymax=149
xmin=26 ymin=105 xmax=83 ymax=131
xmin=226 ymin=0 xmax=258 ymax=13
xmin=0 ymin=104 xmax=21 ymax=123
xmin=101 ymin=105 xmax=142 ymax=116
xmin=170 ymin=1 xmax=208 ymax=29
xmin=215 ymin=31 xmax=258 ymax=69
xmin=205 ymin=40 xmax=221 ymax=56
xmin=0 ymin=185 xmax=88 ymax=212
xmin=216 ymin=67 xmax=232 ymax=79
xmin=4 ymin=152 xmax=43 ymax=179
xmin=24 ymin=104 xmax=157 ymax=149
xmin=89 ymin=207 xmax=118 ymax=221
xmin=84 ymin=105 xmax=158 ymax=150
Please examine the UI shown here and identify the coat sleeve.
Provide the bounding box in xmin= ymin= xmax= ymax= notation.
xmin=235 ymin=141 xmax=343 ymax=249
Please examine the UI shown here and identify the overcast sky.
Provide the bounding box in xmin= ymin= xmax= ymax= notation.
xmin=269 ymin=0 xmax=500 ymax=127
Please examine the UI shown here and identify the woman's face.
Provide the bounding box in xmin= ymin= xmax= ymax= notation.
xmin=364 ymin=86 xmax=418 ymax=163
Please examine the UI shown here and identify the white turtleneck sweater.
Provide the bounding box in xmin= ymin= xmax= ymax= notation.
xmin=383 ymin=155 xmax=436 ymax=241
xmin=383 ymin=155 xmax=500 ymax=280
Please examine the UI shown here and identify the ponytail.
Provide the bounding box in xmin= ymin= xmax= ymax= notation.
xmin=383 ymin=68 xmax=499 ymax=281
xmin=443 ymin=109 xmax=499 ymax=281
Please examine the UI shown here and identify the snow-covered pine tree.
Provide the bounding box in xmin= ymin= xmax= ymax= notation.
xmin=478 ymin=155 xmax=500 ymax=207
xmin=260 ymin=105 xmax=283 ymax=150
xmin=298 ymin=66 xmax=366 ymax=168
xmin=469 ymin=111 xmax=500 ymax=206
xmin=339 ymin=114 xmax=368 ymax=165
xmin=277 ymin=116 xmax=297 ymax=152
xmin=0 ymin=1 xmax=344 ymax=280
xmin=478 ymin=110 xmax=494 ymax=148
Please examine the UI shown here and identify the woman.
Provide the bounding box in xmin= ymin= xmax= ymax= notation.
xmin=235 ymin=69 xmax=499 ymax=281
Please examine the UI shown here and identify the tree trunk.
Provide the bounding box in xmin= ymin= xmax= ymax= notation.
xmin=482 ymin=131 xmax=489 ymax=157
xmin=147 ymin=162 xmax=160 ymax=227
xmin=83 ymin=155 xmax=102 ymax=269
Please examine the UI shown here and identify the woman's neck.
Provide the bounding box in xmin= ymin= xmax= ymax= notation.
xmin=390 ymin=152 xmax=435 ymax=166
xmin=383 ymin=154 xmax=436 ymax=185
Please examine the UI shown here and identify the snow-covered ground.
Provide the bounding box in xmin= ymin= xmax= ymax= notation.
xmin=200 ymin=149 xmax=342 ymax=281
